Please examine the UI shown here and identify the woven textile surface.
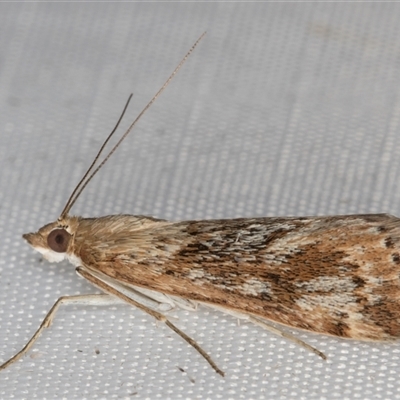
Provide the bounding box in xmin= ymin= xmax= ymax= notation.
xmin=1 ymin=3 xmax=400 ymax=399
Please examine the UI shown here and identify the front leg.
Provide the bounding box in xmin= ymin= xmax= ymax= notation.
xmin=0 ymin=294 xmax=119 ymax=371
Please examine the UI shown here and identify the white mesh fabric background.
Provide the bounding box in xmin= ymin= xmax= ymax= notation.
xmin=1 ymin=3 xmax=400 ymax=399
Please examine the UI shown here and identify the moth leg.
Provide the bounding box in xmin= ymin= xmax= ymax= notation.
xmin=110 ymin=283 xmax=197 ymax=313
xmin=131 ymin=286 xmax=198 ymax=312
xmin=203 ymin=303 xmax=326 ymax=360
xmin=76 ymin=266 xmax=225 ymax=377
xmin=0 ymin=293 xmax=117 ymax=371
xmin=249 ymin=315 xmax=327 ymax=360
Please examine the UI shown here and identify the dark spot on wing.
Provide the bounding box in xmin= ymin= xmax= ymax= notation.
xmin=392 ymin=253 xmax=400 ymax=264
xmin=385 ymin=237 xmax=395 ymax=248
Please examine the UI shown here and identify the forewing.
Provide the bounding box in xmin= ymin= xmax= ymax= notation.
xmin=74 ymin=214 xmax=400 ymax=340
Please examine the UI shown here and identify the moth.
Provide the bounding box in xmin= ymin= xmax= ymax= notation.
xmin=2 ymin=33 xmax=400 ymax=377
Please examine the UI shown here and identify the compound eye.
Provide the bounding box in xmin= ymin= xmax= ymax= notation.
xmin=47 ymin=228 xmax=71 ymax=253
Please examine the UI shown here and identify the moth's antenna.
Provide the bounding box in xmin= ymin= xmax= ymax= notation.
xmin=60 ymin=94 xmax=133 ymax=218
xmin=60 ymin=32 xmax=206 ymax=219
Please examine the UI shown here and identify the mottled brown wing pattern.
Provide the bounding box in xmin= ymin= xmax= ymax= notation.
xmin=73 ymin=214 xmax=400 ymax=341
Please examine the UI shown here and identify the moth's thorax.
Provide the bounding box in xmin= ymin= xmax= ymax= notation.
xmin=22 ymin=216 xmax=81 ymax=263
xmin=22 ymin=214 xmax=166 ymax=265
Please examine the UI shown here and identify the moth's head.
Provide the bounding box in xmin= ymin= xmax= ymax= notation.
xmin=23 ymin=218 xmax=77 ymax=263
